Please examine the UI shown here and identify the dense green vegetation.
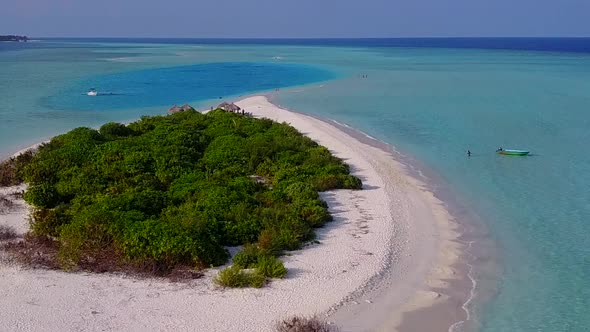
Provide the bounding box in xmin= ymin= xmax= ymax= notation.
xmin=3 ymin=109 xmax=361 ymax=280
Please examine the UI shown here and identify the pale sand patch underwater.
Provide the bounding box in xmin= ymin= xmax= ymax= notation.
xmin=0 ymin=96 xmax=468 ymax=331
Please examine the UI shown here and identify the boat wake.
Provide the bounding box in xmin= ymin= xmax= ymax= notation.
xmin=82 ymin=92 xmax=125 ymax=97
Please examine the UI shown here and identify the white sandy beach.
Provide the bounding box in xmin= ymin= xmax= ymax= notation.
xmin=0 ymin=96 xmax=465 ymax=331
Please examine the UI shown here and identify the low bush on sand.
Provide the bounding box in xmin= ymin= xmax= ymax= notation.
xmin=2 ymin=233 xmax=203 ymax=280
xmin=214 ymin=265 xmax=266 ymax=288
xmin=0 ymin=149 xmax=34 ymax=187
xmin=256 ymin=255 xmax=287 ymax=278
xmin=219 ymin=247 xmax=286 ymax=288
xmin=276 ymin=315 xmax=338 ymax=332
xmin=0 ymin=194 xmax=15 ymax=214
xmin=232 ymin=244 xmax=267 ymax=268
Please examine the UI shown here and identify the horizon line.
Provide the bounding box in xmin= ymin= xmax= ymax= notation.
xmin=29 ymin=36 xmax=590 ymax=39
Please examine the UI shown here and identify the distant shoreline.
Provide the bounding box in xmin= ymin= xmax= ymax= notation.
xmin=25 ymin=37 xmax=590 ymax=55
xmin=0 ymin=35 xmax=28 ymax=42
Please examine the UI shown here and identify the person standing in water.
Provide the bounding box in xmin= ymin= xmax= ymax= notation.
xmin=467 ymin=150 xmax=472 ymax=157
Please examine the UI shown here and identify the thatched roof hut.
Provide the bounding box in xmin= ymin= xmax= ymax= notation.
xmin=168 ymin=105 xmax=182 ymax=114
xmin=229 ymin=103 xmax=241 ymax=112
xmin=218 ymin=102 xmax=231 ymax=109
xmin=217 ymin=102 xmax=241 ymax=112
xmin=168 ymin=104 xmax=195 ymax=114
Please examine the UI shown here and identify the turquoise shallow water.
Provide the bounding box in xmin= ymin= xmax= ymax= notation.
xmin=0 ymin=41 xmax=334 ymax=157
xmin=275 ymin=47 xmax=590 ymax=331
xmin=1 ymin=39 xmax=590 ymax=331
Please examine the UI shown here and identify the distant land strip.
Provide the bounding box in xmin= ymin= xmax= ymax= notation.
xmin=0 ymin=35 xmax=28 ymax=42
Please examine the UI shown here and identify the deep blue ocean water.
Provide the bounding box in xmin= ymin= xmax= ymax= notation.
xmin=1 ymin=38 xmax=590 ymax=331
xmin=42 ymin=62 xmax=334 ymax=112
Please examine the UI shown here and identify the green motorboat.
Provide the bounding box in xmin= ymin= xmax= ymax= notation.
xmin=497 ymin=149 xmax=530 ymax=156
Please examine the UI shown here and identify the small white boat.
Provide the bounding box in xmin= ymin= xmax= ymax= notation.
xmin=87 ymin=89 xmax=98 ymax=96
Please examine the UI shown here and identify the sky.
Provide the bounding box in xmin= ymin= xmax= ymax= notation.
xmin=1 ymin=0 xmax=589 ymax=38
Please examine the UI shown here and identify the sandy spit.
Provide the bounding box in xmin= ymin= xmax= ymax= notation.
xmin=0 ymin=96 xmax=465 ymax=332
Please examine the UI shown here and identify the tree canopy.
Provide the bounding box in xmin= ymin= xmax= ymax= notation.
xmin=8 ymin=109 xmax=362 ymax=275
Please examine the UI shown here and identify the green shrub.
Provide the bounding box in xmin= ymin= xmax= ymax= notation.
xmin=233 ymin=244 xmax=266 ymax=268
xmin=284 ymin=182 xmax=318 ymax=201
xmin=298 ymin=204 xmax=332 ymax=227
xmin=256 ymin=255 xmax=287 ymax=278
xmin=117 ymin=218 xmax=228 ymax=268
xmin=312 ymin=174 xmax=362 ymax=191
xmin=258 ymin=227 xmax=305 ymax=255
xmin=99 ymin=122 xmax=135 ymax=139
xmin=57 ymin=220 xmax=90 ymax=269
xmin=214 ymin=265 xmax=266 ymax=288
xmin=30 ymin=205 xmax=71 ymax=237
xmin=24 ymin=183 xmax=60 ymax=208
xmin=340 ymin=175 xmax=363 ymax=190
xmin=311 ymin=175 xmax=340 ymax=191
xmin=201 ymin=135 xmax=249 ymax=172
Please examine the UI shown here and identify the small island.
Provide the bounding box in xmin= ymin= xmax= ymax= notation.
xmin=0 ymin=35 xmax=28 ymax=42
xmin=0 ymin=96 xmax=457 ymax=332
xmin=0 ymin=107 xmax=362 ymax=287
